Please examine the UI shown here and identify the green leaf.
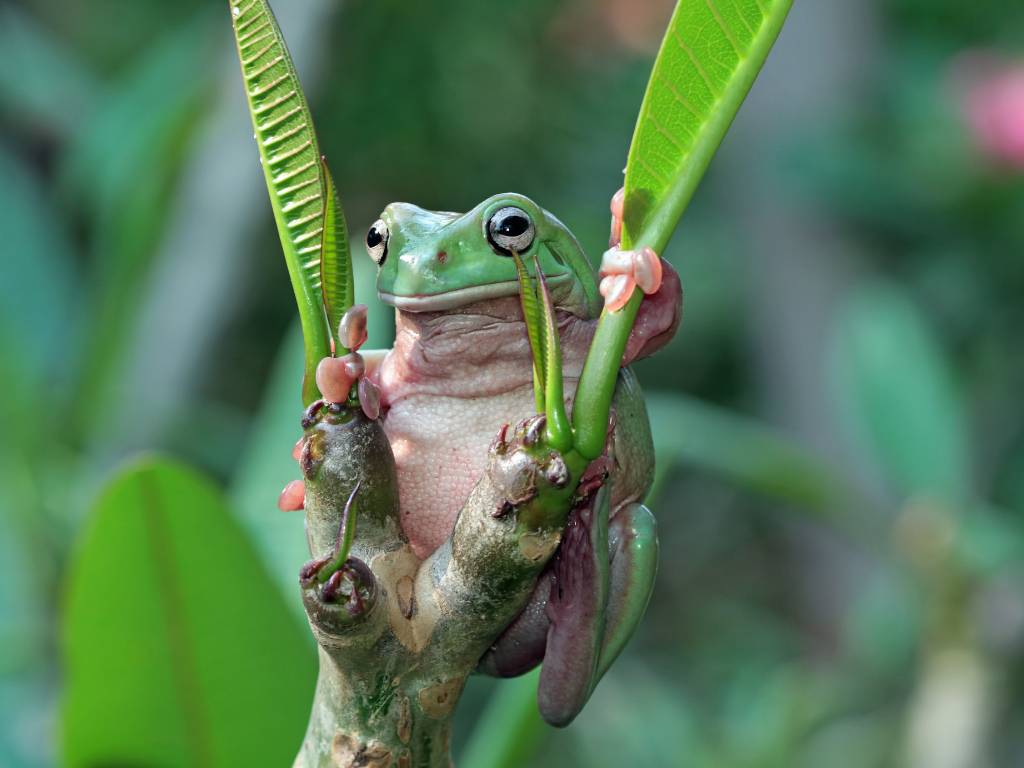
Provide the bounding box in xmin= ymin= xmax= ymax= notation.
xmin=460 ymin=669 xmax=547 ymax=768
xmin=513 ymin=250 xmax=547 ymax=412
xmin=536 ymin=263 xmax=572 ymax=452
xmin=230 ymin=0 xmax=333 ymax=404
xmin=0 ymin=140 xmax=78 ymax=386
xmin=830 ymin=282 xmax=970 ymax=504
xmin=573 ymin=0 xmax=794 ymax=460
xmin=622 ymin=0 xmax=795 ymax=254
xmin=646 ymin=392 xmax=868 ymax=528
xmin=319 ymin=484 xmax=360 ymax=582
xmin=63 ymin=456 xmax=317 ymax=768
xmin=320 ymin=158 xmax=355 ymax=354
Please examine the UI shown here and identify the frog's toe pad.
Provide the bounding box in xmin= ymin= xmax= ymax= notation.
xmin=278 ymin=479 xmax=306 ymax=511
xmin=338 ymin=304 xmax=369 ymax=352
xmin=599 ymin=246 xmax=662 ymax=312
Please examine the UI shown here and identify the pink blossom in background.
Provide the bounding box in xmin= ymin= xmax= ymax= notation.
xmin=955 ymin=53 xmax=1024 ymax=168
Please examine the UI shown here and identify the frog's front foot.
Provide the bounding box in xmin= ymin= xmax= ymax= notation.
xmin=313 ymin=304 xmax=382 ymax=418
xmin=599 ymin=244 xmax=662 ymax=312
xmin=605 ymin=187 xmax=682 ymax=362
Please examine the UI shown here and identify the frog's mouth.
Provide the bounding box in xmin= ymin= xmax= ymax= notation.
xmin=379 ymin=273 xmax=572 ymax=312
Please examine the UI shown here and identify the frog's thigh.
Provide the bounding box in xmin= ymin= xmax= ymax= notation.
xmin=594 ymin=503 xmax=658 ymax=685
xmin=608 ymin=367 xmax=655 ymax=508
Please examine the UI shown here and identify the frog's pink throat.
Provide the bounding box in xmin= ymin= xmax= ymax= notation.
xmin=379 ymin=272 xmax=573 ymax=312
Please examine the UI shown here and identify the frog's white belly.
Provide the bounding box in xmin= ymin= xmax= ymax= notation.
xmin=382 ymin=386 xmax=536 ymax=558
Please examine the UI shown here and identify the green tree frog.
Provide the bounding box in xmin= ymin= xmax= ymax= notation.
xmin=286 ymin=191 xmax=681 ymax=726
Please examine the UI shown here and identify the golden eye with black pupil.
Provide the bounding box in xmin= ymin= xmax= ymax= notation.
xmin=366 ymin=219 xmax=388 ymax=264
xmin=486 ymin=207 xmax=536 ymax=256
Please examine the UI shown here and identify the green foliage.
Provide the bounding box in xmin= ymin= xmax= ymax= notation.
xmin=830 ymin=282 xmax=970 ymax=504
xmin=320 ymin=160 xmax=355 ymax=355
xmin=621 ymin=0 xmax=795 ymax=254
xmin=460 ymin=669 xmax=547 ymax=768
xmin=230 ymin=0 xmax=338 ymax=404
xmin=647 ymin=392 xmax=867 ymax=524
xmin=572 ymin=0 xmax=794 ymax=461
xmin=63 ymin=457 xmax=316 ymax=768
xmin=229 ymin=325 xmax=314 ymax=628
xmin=66 ymin=15 xmax=219 ymax=440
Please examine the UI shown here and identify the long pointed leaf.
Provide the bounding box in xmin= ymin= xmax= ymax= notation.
xmin=63 ymin=457 xmax=316 ymax=768
xmin=536 ymin=261 xmax=572 ymax=452
xmin=573 ymin=0 xmax=794 ymax=460
xmin=319 ymin=158 xmax=354 ymax=354
xmin=230 ymin=0 xmax=331 ymax=404
xmin=513 ymin=249 xmax=547 ymax=413
xmin=622 ymin=0 xmax=795 ymax=253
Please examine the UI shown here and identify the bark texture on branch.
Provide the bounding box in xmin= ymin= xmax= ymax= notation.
xmin=294 ymin=402 xmax=578 ymax=768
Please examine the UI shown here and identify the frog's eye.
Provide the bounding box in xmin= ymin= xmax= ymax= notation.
xmin=486 ymin=207 xmax=536 ymax=256
xmin=366 ymin=219 xmax=389 ymax=265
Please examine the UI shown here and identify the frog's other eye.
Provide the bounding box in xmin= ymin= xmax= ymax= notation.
xmin=486 ymin=207 xmax=536 ymax=256
xmin=366 ymin=220 xmax=389 ymax=264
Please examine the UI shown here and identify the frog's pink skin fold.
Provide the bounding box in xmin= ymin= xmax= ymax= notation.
xmin=358 ymin=377 xmax=380 ymax=420
xmin=292 ymin=438 xmax=304 ymax=461
xmin=537 ymin=483 xmax=610 ymax=727
xmin=622 ymin=260 xmax=682 ymax=365
xmin=338 ymin=303 xmax=369 ymax=352
xmin=316 ymin=356 xmax=357 ymax=403
xmin=480 ymin=502 xmax=658 ymax=718
xmin=278 ymin=479 xmax=306 ymax=511
xmin=609 ymin=187 xmax=624 ymax=248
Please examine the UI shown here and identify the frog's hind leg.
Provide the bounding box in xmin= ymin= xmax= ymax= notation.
xmin=537 ymin=498 xmax=657 ymax=728
xmin=477 ymin=498 xmax=658 ymax=728
xmin=537 ymin=483 xmax=611 ymax=728
xmin=595 ymin=502 xmax=658 ymax=682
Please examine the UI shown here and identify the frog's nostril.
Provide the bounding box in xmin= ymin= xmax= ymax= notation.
xmin=437 ymin=251 xmax=448 ymax=263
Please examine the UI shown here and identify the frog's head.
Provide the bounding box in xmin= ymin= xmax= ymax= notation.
xmin=367 ymin=193 xmax=601 ymax=320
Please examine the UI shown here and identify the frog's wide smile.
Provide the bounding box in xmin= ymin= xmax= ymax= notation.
xmin=380 ymin=273 xmax=572 ymax=312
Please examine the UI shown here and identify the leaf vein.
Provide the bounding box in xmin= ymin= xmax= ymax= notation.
xmin=704 ymin=0 xmax=743 ymax=54
xmin=670 ymin=26 xmax=720 ymax=96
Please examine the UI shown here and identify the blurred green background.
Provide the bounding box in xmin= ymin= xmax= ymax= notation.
xmin=3 ymin=0 xmax=1024 ymax=765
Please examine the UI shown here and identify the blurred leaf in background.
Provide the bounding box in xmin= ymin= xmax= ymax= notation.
xmin=63 ymin=457 xmax=315 ymax=768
